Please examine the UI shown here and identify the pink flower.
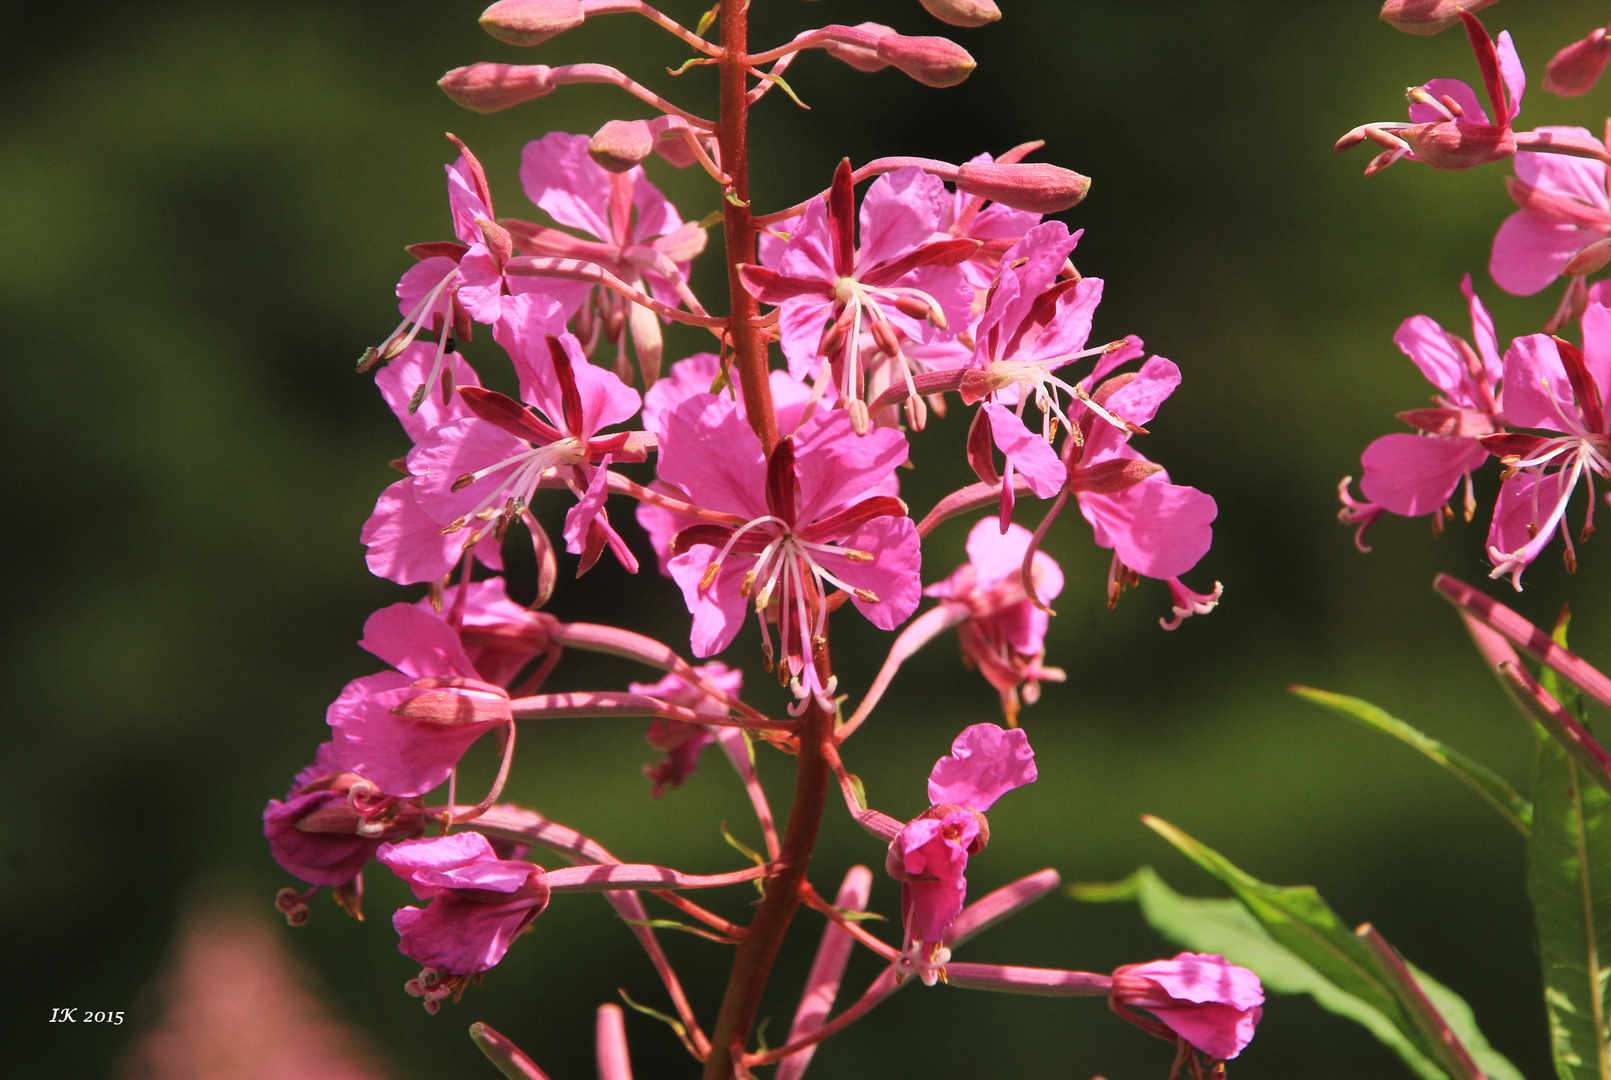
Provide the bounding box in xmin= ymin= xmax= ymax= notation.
xmin=328 ymin=603 xmax=513 ymax=798
xmin=739 ymin=161 xmax=978 ymax=431
xmin=1110 ymin=952 xmax=1264 ymax=1063
xmin=631 ymin=662 xmax=743 ymax=797
xmin=925 ymin=519 xmax=1066 ymax=723
xmin=422 ymin=577 xmax=558 ymax=686
xmin=1337 ymin=13 xmax=1523 ymax=174
xmin=508 ymin=131 xmax=706 ymax=384
xmin=1354 ymin=275 xmax=1501 ymax=522
xmin=263 ymin=742 xmax=426 ymax=892
xmin=1491 ymin=129 xmax=1611 ymax=295
xmin=1481 ymin=308 xmax=1611 ymax=586
xmin=886 ymin=723 xmax=1037 ymax=983
xmin=377 ymin=833 xmax=551 ymax=987
xmin=660 ymin=394 xmax=920 ymax=710
xmin=409 ymin=296 xmax=646 ymax=575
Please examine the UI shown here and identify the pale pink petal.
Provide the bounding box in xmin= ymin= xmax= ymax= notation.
xmin=1497 ymin=31 xmax=1525 ymax=121
xmin=778 ymin=293 xmax=839 ymax=378
xmin=362 ymin=478 xmax=473 ymax=586
xmin=1101 ymin=357 xmax=1181 ymax=428
xmin=857 ymin=168 xmax=949 ymax=270
xmin=375 ymin=342 xmax=481 ymax=441
xmin=409 ymin=418 xmax=532 ymax=524
xmin=1461 ymin=273 xmax=1503 ymax=385
xmin=832 ymin=516 xmax=922 ymax=631
xmin=657 ymin=394 xmax=768 ymax=520
xmin=446 ymin=157 xmax=492 ymax=247
xmin=629 ymin=167 xmax=683 ymax=241
xmin=963 ymin=517 xmax=1036 ymax=586
xmin=378 ymin=832 xmax=497 ymax=890
xmin=360 ymin=602 xmax=478 ymax=679
xmin=635 ymin=480 xmax=698 ymax=576
xmin=667 ymin=545 xmax=752 ymax=657
xmin=1410 ymin=78 xmax=1488 ymax=125
xmin=1500 ymin=333 xmax=1575 ymax=431
xmin=1581 ymin=302 xmax=1611 ymax=401
xmin=1393 ymin=314 xmax=1473 ymax=401
xmin=775 ymin=199 xmax=838 ymax=285
xmin=336 ymin=686 xmax=504 ymax=798
xmin=396 ymin=257 xmax=460 ymax=326
xmin=643 ymin=353 xmax=722 ymax=434
xmin=1359 ymin=435 xmax=1488 ymax=517
xmin=792 ymin=409 xmax=911 ymax=523
xmin=1515 ymin=127 xmax=1608 ymax=204
xmin=562 ymin=460 xmax=613 ymax=555
xmin=981 ymin=403 xmax=1065 ymax=498
xmin=519 ymin=132 xmax=612 ymax=241
xmin=1079 ymin=475 xmax=1216 ymax=580
xmin=927 ymin=723 xmax=1037 ymax=810
xmin=1491 ymin=211 xmax=1595 ymax=296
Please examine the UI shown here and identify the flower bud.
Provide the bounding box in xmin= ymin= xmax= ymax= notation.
xmin=438 ymin=63 xmax=556 ymax=114
xmin=1566 ymin=236 xmax=1611 ymax=276
xmin=876 ymin=33 xmax=977 ymax=88
xmin=479 ymin=0 xmax=585 ymax=46
xmin=824 ymin=22 xmax=895 ymax=73
xmin=955 ymin=161 xmax=1091 ymax=213
xmin=1545 ymin=29 xmax=1611 ymax=98
xmin=919 ymin=0 xmax=1002 ymax=28
xmin=589 ymin=119 xmax=655 ymax=173
xmin=1378 ymin=0 xmax=1496 ymax=35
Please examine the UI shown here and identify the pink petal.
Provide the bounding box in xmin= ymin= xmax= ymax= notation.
xmin=793 ymin=409 xmax=911 ymax=523
xmin=1359 ymin=434 xmax=1488 ymax=517
xmin=775 ymin=199 xmax=838 ymax=285
xmin=1488 ymin=469 xmax=1571 ymax=584
xmin=833 ymin=516 xmax=923 ymax=631
xmin=360 ymin=602 xmax=478 ymax=679
xmin=519 ymin=132 xmax=613 ymax=241
xmin=562 ymin=459 xmax=612 ymax=556
xmin=1410 ymin=79 xmax=1488 ymax=125
xmin=1078 ymin=474 xmax=1216 ymax=580
xmin=446 ymin=157 xmax=493 ymax=247
xmin=1515 ymin=127 xmax=1608 ymax=205
xmin=378 ymin=832 xmax=497 ymax=887
xmin=1123 ymin=953 xmax=1265 ymax=1010
xmin=1491 ymin=211 xmax=1595 ymax=296
xmin=963 ymin=517 xmax=1036 ymax=586
xmin=857 ymin=168 xmax=949 ymax=271
xmin=363 ymin=477 xmax=474 ymax=586
xmin=1461 ymin=274 xmax=1504 ymax=385
xmin=1102 ymin=356 xmax=1181 ymax=429
xmin=927 ymin=723 xmax=1037 ymax=811
xmin=1148 ymin=1003 xmax=1262 ymax=1061
xmin=657 ymin=394 xmax=768 ymax=520
xmin=667 ymin=544 xmax=753 ymax=657
xmin=409 ymin=418 xmax=531 ymax=524
xmin=981 ymin=403 xmax=1065 ymax=498
xmin=375 ymin=342 xmax=481 ymax=441
xmin=1500 ymin=333 xmax=1575 ymax=432
xmin=1581 ymin=302 xmax=1611 ymax=402
xmin=1496 ymin=31 xmax=1525 ymax=122
xmin=1392 ymin=314 xmax=1474 ymax=402
xmin=337 ymin=685 xmax=505 ymax=798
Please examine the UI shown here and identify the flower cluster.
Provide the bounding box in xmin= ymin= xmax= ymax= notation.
xmin=263 ymin=1 xmax=1254 ymax=1076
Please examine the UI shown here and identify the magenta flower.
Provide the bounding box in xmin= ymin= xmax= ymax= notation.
xmin=1336 ymin=13 xmax=1524 ymax=174
xmin=925 ymin=519 xmax=1066 ymax=723
xmin=739 ymin=160 xmax=978 ymax=430
xmin=1481 ymin=309 xmax=1611 ymax=585
xmin=1491 ymin=128 xmax=1611 ymax=296
xmin=508 ymin=131 xmax=706 ymax=384
xmin=378 ymin=833 xmax=552 ymax=989
xmin=424 ymin=577 xmax=558 ymax=687
xmin=409 ymin=296 xmax=646 ymax=575
xmin=660 ymin=394 xmax=920 ymax=710
xmin=1352 ymin=275 xmax=1501 ymax=523
xmin=328 ymin=603 xmax=513 ymax=798
xmin=1110 ymin=952 xmax=1264 ymax=1063
xmin=886 ymin=723 xmax=1037 ymax=984
xmin=263 ymin=741 xmax=426 ymax=892
xmin=631 ymin=662 xmax=744 ymax=797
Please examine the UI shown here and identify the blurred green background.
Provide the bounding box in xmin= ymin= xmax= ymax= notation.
xmin=7 ymin=0 xmax=1611 ymax=1076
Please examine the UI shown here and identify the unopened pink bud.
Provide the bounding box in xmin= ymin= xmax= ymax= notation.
xmin=479 ymin=0 xmax=585 ymax=46
xmin=920 ymin=0 xmax=1002 ymax=28
xmin=876 ymin=33 xmax=977 ymax=88
xmin=824 ymin=22 xmax=895 ymax=73
xmin=1378 ymin=0 xmax=1496 ymax=35
xmin=1545 ymin=29 xmax=1611 ymax=97
xmin=955 ymin=161 xmax=1091 ymax=213
xmin=438 ymin=63 xmax=556 ymax=114
xmin=589 ymin=119 xmax=655 ymax=173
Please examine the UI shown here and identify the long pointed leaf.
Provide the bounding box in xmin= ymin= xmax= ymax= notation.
xmin=1291 ymin=686 xmax=1530 ymax=836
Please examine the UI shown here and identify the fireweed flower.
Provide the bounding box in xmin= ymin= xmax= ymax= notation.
xmin=886 ymin=723 xmax=1037 ymax=984
xmin=377 ymin=833 xmax=552 ymax=1002
xmin=925 ymin=519 xmax=1065 ymax=724
xmin=506 ymin=131 xmax=706 ymax=384
xmin=362 ymin=340 xmax=509 ymax=585
xmin=1491 ymin=129 xmax=1611 ymax=296
xmin=937 ymin=148 xmax=1049 ymax=292
xmin=1482 ymin=306 xmax=1611 ymax=586
xmin=740 ymin=161 xmax=979 ymax=432
xmin=410 ymin=296 xmax=647 ymax=575
xmin=631 ymin=662 xmax=744 ymax=797
xmin=1110 ymin=952 xmax=1264 ymax=1064
xmin=422 ymin=577 xmax=558 ymax=686
xmin=328 ymin=602 xmax=513 ymax=798
xmin=660 ymin=393 xmax=921 ymax=711
xmin=1344 ymin=275 xmax=1502 ymax=532
xmin=1336 ymin=12 xmax=1524 ymax=175
xmin=263 ymin=741 xmax=427 ymax=899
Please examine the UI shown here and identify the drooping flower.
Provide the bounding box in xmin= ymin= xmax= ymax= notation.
xmin=506 ymin=131 xmax=706 ymax=384
xmin=328 ymin=603 xmax=513 ymax=799
xmin=1481 ymin=307 xmax=1611 ymax=586
xmin=1110 ymin=953 xmax=1264 ymax=1064
xmin=925 ymin=519 xmax=1065 ymax=724
xmin=1491 ymin=129 xmax=1611 ymax=296
xmin=631 ymin=662 xmax=744 ymax=797
xmin=1336 ymin=12 xmax=1524 ymax=174
xmin=659 ymin=394 xmax=921 ymax=711
xmin=377 ymin=833 xmax=551 ymax=994
xmin=263 ymin=742 xmax=427 ymax=898
xmin=1346 ymin=275 xmax=1502 ymax=531
xmin=409 ymin=295 xmax=647 ymax=575
xmin=740 ymin=161 xmax=978 ymax=431
xmin=886 ymin=723 xmax=1037 ymax=984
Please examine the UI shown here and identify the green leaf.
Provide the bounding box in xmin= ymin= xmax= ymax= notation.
xmin=618 ymin=917 xmax=734 ymax=944
xmin=1540 ymin=606 xmax=1585 ymax=723
xmin=1530 ymin=736 xmax=1611 ymax=1080
xmin=697 ymin=209 xmax=724 ymax=230
xmin=721 ymin=821 xmax=767 ymax=895
xmin=1291 ymin=685 xmax=1531 ymax=835
xmin=1142 ymin=817 xmax=1505 ymax=1080
xmin=617 ymin=988 xmax=697 ymax=1057
xmin=1070 ymin=867 xmax=1522 ymax=1080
